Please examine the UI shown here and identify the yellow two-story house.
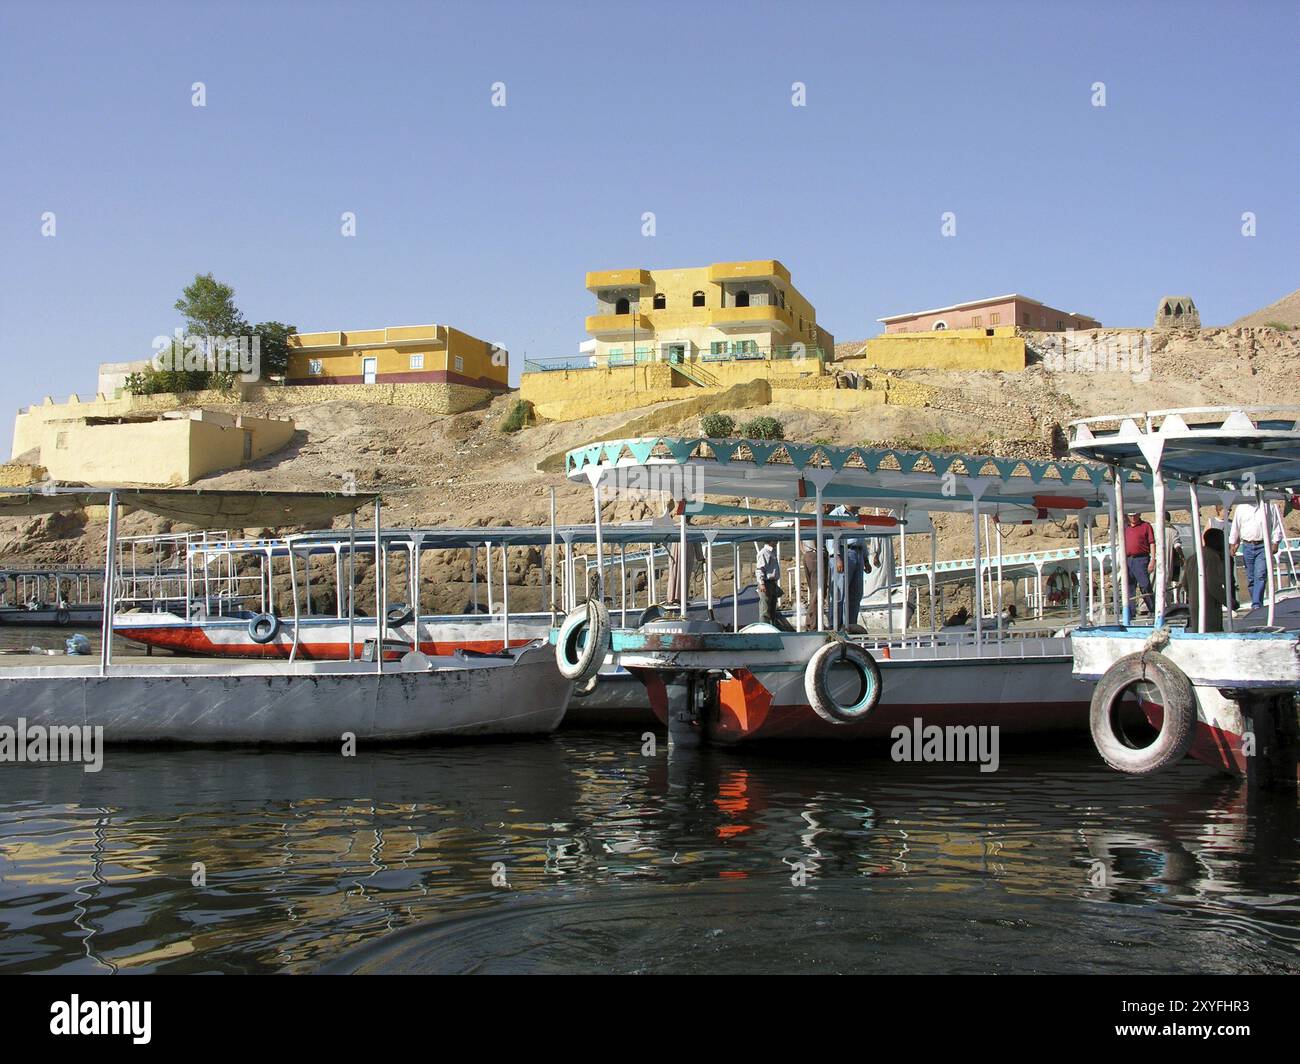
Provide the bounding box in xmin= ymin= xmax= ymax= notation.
xmin=583 ymin=260 xmax=833 ymax=368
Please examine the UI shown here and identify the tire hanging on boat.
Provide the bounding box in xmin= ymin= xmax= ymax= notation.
xmin=247 ymin=613 xmax=281 ymax=645
xmin=1089 ymin=651 xmax=1197 ymax=774
xmin=805 ymin=640 xmax=882 ymax=724
xmin=556 ymin=600 xmax=610 ymax=683
xmin=386 ymin=603 xmax=415 ymax=626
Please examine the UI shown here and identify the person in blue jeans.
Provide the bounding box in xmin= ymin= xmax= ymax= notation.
xmin=1122 ymin=512 xmax=1156 ymax=618
xmin=829 ymin=504 xmax=865 ymax=630
xmin=1228 ymin=499 xmax=1282 ymax=610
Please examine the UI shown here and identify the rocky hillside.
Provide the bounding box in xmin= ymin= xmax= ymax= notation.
xmin=1232 ymin=288 xmax=1300 ymax=329
xmin=3 ymin=326 xmax=1297 ymax=616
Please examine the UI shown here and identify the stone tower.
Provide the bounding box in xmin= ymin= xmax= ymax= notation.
xmin=1154 ymin=295 xmax=1200 ymax=330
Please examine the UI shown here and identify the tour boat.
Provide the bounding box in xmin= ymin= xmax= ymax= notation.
xmin=0 ymin=487 xmax=575 ymax=743
xmin=1066 ymin=407 xmax=1300 ymax=788
xmin=553 ymin=434 xmax=1172 ymax=745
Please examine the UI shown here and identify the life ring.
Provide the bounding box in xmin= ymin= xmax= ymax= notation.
xmin=556 ymin=600 xmax=610 ymax=683
xmin=247 ymin=613 xmax=281 ymax=645
xmin=386 ymin=603 xmax=415 ymax=626
xmin=1089 ymin=651 xmax=1196 ymax=774
xmin=55 ymin=607 xmax=71 ymax=626
xmin=804 ymin=640 xmax=882 ymax=725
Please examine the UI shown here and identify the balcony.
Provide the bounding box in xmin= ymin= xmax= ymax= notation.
xmin=585 ymin=312 xmax=653 ymax=338
xmin=585 ymin=269 xmax=652 ymax=293
xmin=707 ymin=260 xmax=791 ymax=285
xmin=707 ymin=305 xmax=794 ymax=332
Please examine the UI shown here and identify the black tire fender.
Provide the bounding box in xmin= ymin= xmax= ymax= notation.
xmin=247 ymin=613 xmax=281 ymax=645
xmin=805 ymin=640 xmax=883 ymax=725
xmin=1090 ymin=651 xmax=1197 ymax=775
xmin=556 ymin=600 xmax=611 ymax=683
xmin=386 ymin=603 xmax=415 ymax=626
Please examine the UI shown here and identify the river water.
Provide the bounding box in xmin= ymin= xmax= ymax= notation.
xmin=1 ymin=627 xmax=1297 ymax=975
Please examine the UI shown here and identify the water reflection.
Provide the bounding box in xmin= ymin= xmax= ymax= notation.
xmin=1 ymin=733 xmax=1296 ymax=974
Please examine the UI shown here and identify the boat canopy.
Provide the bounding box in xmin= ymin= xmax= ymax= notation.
xmin=564 ymin=435 xmax=1173 ymax=519
xmin=0 ymin=487 xmax=381 ymax=529
xmin=1068 ymin=407 xmax=1300 ymax=495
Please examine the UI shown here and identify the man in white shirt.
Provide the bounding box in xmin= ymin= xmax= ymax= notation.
xmin=755 ymin=538 xmax=793 ymax=631
xmin=1227 ymin=499 xmax=1283 ymax=610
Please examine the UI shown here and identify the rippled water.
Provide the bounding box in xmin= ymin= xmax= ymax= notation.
xmin=1 ymin=729 xmax=1297 ymax=974
xmin=2 ymin=625 xmax=1297 ymax=974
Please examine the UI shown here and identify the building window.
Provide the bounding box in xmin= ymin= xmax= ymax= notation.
xmin=615 ymin=297 xmax=630 ymax=314
xmin=735 ymin=289 xmax=750 ymax=308
xmin=710 ymin=341 xmax=726 ymax=355
xmin=55 ymin=431 xmax=68 ymax=449
xmin=1056 ymin=320 xmax=1064 ymax=331
xmin=609 ymin=347 xmax=624 ymax=357
xmin=971 ymin=315 xmax=982 ymax=326
xmin=1022 ymin=314 xmax=1031 ymax=324
xmin=454 ymin=355 xmax=464 ymax=372
xmin=692 ymin=291 xmax=705 ymax=307
xmin=989 ymin=313 xmax=1001 ymax=325
xmin=409 ymin=353 xmax=424 ymax=370
xmin=652 ymin=293 xmax=666 ymax=309
xmin=308 ymin=359 xmax=323 ymax=375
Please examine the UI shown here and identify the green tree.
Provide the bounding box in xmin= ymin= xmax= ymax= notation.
xmin=175 ymin=272 xmax=247 ymax=338
xmin=250 ymin=321 xmax=297 ymax=379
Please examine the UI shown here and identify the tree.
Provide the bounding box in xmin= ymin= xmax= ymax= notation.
xmin=250 ymin=321 xmax=297 ymax=379
xmin=175 ymin=272 xmax=247 ymax=338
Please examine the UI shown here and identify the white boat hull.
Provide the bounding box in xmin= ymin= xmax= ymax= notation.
xmin=0 ymin=644 xmax=571 ymax=743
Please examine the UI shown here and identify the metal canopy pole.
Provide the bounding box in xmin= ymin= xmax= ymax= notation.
xmin=971 ymin=496 xmax=984 ymax=644
xmin=348 ymin=513 xmax=356 ymax=661
xmin=549 ymin=487 xmax=557 ymax=622
xmin=732 ymin=543 xmax=740 ymax=631
xmin=1262 ymin=497 xmax=1278 ymax=628
xmin=899 ymin=510 xmax=908 ymax=640
xmin=814 ymin=489 xmax=825 ymax=631
xmin=792 ymin=502 xmax=804 ymax=632
xmin=929 ymin=528 xmax=937 ymax=636
xmin=374 ymin=497 xmax=383 ymax=674
xmin=1189 ymin=481 xmax=1206 ymax=632
xmin=99 ymin=490 xmax=119 ymax=675
xmin=1114 ymin=470 xmax=1130 ymax=626
xmin=1152 ymin=476 xmax=1168 ymax=627
xmin=502 ymin=543 xmax=510 ymax=649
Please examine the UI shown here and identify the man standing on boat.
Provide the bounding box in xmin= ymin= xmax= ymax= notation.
xmin=829 ymin=504 xmax=865 ymax=630
xmin=1227 ymin=497 xmax=1283 ymax=610
xmin=756 ymin=537 xmax=793 ymax=631
xmin=1123 ymin=512 xmax=1156 ymax=617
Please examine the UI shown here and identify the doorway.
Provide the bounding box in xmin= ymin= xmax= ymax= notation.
xmin=362 ymin=357 xmax=377 ymax=384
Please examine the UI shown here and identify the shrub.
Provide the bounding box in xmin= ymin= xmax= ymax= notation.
xmin=500 ymin=399 xmax=533 ymax=433
xmin=699 ymin=413 xmax=735 ymax=438
xmin=739 ymin=416 xmax=784 ymax=441
xmin=1262 ymin=321 xmax=1293 ymax=331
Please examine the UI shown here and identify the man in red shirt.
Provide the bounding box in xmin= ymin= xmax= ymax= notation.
xmin=1123 ymin=512 xmax=1156 ymax=618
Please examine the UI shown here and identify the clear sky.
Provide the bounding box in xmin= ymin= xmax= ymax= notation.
xmin=2 ymin=0 xmax=1296 ymax=455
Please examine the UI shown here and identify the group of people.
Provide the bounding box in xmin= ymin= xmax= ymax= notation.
xmin=756 ymin=504 xmax=881 ymax=632
xmin=1122 ymin=499 xmax=1287 ymax=631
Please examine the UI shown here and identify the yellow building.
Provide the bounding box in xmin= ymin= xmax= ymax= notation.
xmin=15 ymin=408 xmax=295 ymax=486
xmin=581 ymin=260 xmax=833 ymax=369
xmin=285 ymin=324 xmax=508 ymax=396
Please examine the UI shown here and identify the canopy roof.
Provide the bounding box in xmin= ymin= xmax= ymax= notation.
xmin=1068 ymin=408 xmax=1300 ymax=495
xmin=0 ymin=487 xmax=379 ymax=529
xmin=563 ymin=436 xmax=1174 ymax=519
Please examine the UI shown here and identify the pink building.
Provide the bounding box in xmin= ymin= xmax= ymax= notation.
xmin=878 ymin=294 xmax=1101 ymax=333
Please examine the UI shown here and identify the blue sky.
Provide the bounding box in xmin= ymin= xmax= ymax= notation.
xmin=2 ymin=0 xmax=1296 ymax=455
